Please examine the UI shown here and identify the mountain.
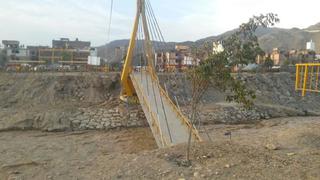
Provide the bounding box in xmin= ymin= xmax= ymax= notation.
xmin=98 ymin=22 xmax=320 ymax=62
xmin=305 ymin=23 xmax=320 ymax=31
xmin=196 ymin=24 xmax=320 ymax=52
xmin=97 ymin=39 xmax=179 ymax=63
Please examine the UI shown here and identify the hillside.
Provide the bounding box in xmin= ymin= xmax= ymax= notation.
xmin=197 ymin=25 xmax=320 ymax=52
xmin=98 ymin=22 xmax=320 ymax=62
xmin=97 ymin=40 xmax=177 ymax=63
xmin=305 ymin=22 xmax=320 ymax=31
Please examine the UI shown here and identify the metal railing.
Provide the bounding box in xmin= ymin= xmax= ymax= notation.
xmin=144 ymin=69 xmax=202 ymax=142
xmin=296 ymin=63 xmax=320 ymax=96
xmin=130 ymin=73 xmax=170 ymax=147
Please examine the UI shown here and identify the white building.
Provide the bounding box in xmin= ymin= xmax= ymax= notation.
xmin=306 ymin=40 xmax=316 ymax=51
xmin=213 ymin=41 xmax=224 ymax=55
xmin=182 ymin=56 xmax=194 ymax=66
xmin=2 ymin=40 xmax=29 ymax=60
xmin=88 ymin=48 xmax=101 ymax=66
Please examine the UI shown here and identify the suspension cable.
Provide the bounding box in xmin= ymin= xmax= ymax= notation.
xmin=107 ymin=0 xmax=114 ymax=43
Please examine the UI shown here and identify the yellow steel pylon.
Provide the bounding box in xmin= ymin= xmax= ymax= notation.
xmin=120 ymin=0 xmax=155 ymax=102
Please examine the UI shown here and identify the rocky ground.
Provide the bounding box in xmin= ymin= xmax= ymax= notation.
xmin=1 ymin=72 xmax=319 ymax=133
xmin=0 ymin=72 xmax=319 ymax=179
xmin=0 ymin=116 xmax=319 ymax=180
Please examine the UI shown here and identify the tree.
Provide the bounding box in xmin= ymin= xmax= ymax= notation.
xmin=0 ymin=50 xmax=8 ymax=67
xmin=61 ymin=52 xmax=72 ymax=62
xmin=185 ymin=13 xmax=279 ymax=163
xmin=263 ymin=56 xmax=274 ymax=70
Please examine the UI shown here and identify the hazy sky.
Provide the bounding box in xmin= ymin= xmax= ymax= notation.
xmin=0 ymin=0 xmax=319 ymax=46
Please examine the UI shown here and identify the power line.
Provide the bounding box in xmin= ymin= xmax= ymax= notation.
xmin=107 ymin=0 xmax=114 ymax=43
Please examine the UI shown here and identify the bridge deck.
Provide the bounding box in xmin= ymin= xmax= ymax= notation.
xmin=130 ymin=71 xmax=201 ymax=148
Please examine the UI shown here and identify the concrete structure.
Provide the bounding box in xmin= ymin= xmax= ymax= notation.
xmin=154 ymin=45 xmax=196 ymax=71
xmin=27 ymin=46 xmax=49 ymax=61
xmin=165 ymin=52 xmax=177 ymax=67
xmin=114 ymin=46 xmax=126 ymax=63
xmin=39 ymin=48 xmax=90 ymax=64
xmin=175 ymin=45 xmax=191 ymax=54
xmin=52 ymin=38 xmax=90 ymax=50
xmin=38 ymin=38 xmax=97 ymax=65
xmin=213 ymin=41 xmax=224 ymax=55
xmin=88 ymin=56 xmax=101 ymax=66
xmin=182 ymin=56 xmax=196 ymax=66
xmin=1 ymin=39 xmax=99 ymax=68
xmin=88 ymin=48 xmax=101 ymax=66
xmin=2 ymin=40 xmax=30 ymax=61
xmin=2 ymin=40 xmax=19 ymax=49
xmin=306 ymin=40 xmax=316 ymax=51
xmin=256 ymin=54 xmax=267 ymax=64
xmin=270 ymin=48 xmax=285 ymax=66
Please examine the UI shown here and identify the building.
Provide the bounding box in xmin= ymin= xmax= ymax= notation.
xmin=114 ymin=46 xmax=126 ymax=63
xmin=88 ymin=48 xmax=101 ymax=66
xmin=256 ymin=54 xmax=266 ymax=64
xmin=27 ymin=46 xmax=49 ymax=61
xmin=154 ymin=45 xmax=197 ymax=71
xmin=2 ymin=40 xmax=29 ymax=61
xmin=52 ymin=38 xmax=91 ymax=50
xmin=2 ymin=40 xmax=19 ymax=49
xmin=182 ymin=56 xmax=199 ymax=66
xmin=306 ymin=40 xmax=316 ymax=51
xmin=38 ymin=38 xmax=96 ymax=65
xmin=270 ymin=48 xmax=285 ymax=66
xmin=213 ymin=41 xmax=224 ymax=55
xmin=39 ymin=48 xmax=90 ymax=65
xmin=175 ymin=45 xmax=191 ymax=55
xmin=165 ymin=52 xmax=177 ymax=67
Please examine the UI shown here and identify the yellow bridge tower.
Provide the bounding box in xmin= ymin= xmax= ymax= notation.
xmin=120 ymin=0 xmax=155 ymax=102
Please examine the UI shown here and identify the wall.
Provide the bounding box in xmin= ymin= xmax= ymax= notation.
xmin=70 ymin=106 xmax=147 ymax=131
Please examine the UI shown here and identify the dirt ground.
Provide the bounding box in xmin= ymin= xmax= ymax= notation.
xmin=0 ymin=116 xmax=319 ymax=180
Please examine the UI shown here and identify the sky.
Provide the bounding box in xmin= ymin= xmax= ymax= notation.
xmin=0 ymin=0 xmax=319 ymax=47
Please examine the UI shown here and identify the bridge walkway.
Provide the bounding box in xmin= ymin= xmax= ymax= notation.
xmin=130 ymin=70 xmax=201 ymax=148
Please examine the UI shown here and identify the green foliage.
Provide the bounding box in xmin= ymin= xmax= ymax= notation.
xmin=264 ymin=56 xmax=274 ymax=70
xmin=224 ymin=13 xmax=279 ymax=66
xmin=283 ymin=59 xmax=290 ymax=66
xmin=189 ymin=13 xmax=279 ymax=109
xmin=186 ymin=13 xmax=279 ymax=163
xmin=62 ymin=52 xmax=72 ymax=62
xmin=0 ymin=50 xmax=7 ymax=67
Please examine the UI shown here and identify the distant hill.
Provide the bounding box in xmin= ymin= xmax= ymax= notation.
xmin=97 ymin=40 xmax=178 ymax=63
xmin=196 ymin=24 xmax=320 ymax=52
xmin=98 ymin=22 xmax=320 ymax=63
xmin=305 ymin=23 xmax=320 ymax=31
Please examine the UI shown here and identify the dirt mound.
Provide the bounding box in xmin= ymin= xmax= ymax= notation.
xmin=0 ymin=73 xmax=120 ymax=132
xmin=162 ymin=72 xmax=320 ymax=112
xmin=161 ymin=72 xmax=320 ymax=124
xmin=0 ymin=73 xmax=119 ymax=108
xmin=1 ymin=72 xmax=319 ymax=132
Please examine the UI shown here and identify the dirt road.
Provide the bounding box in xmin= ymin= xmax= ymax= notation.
xmin=0 ymin=116 xmax=319 ymax=180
